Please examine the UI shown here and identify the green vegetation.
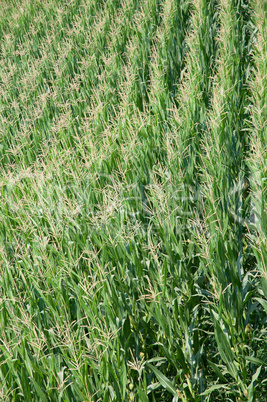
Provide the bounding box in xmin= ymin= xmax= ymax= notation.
xmin=0 ymin=0 xmax=266 ymax=400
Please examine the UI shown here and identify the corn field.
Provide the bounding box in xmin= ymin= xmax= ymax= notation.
xmin=0 ymin=0 xmax=266 ymax=400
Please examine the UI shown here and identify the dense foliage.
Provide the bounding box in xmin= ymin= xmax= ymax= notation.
xmin=0 ymin=0 xmax=266 ymax=400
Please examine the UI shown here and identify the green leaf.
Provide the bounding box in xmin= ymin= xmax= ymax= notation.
xmin=207 ymin=360 xmax=228 ymax=383
xmin=136 ymin=385 xmax=149 ymax=401
xmin=214 ymin=322 xmax=235 ymax=363
xmin=245 ymin=356 xmax=267 ymax=367
xmin=255 ymin=297 xmax=267 ymax=314
xmin=30 ymin=378 xmax=49 ymax=402
xmin=248 ymin=366 xmax=262 ymax=401
xmin=200 ymin=383 xmax=230 ymax=396
xmin=146 ymin=363 xmax=177 ymax=396
xmin=147 ymin=382 xmax=161 ymax=394
xmin=146 ymin=357 xmax=167 ymax=365
xmin=214 ymin=322 xmax=238 ymax=380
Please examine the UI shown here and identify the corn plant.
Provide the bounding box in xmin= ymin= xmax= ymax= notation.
xmin=0 ymin=0 xmax=266 ymax=400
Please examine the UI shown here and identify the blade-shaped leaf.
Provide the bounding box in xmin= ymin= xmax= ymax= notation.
xmin=146 ymin=363 xmax=177 ymax=396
